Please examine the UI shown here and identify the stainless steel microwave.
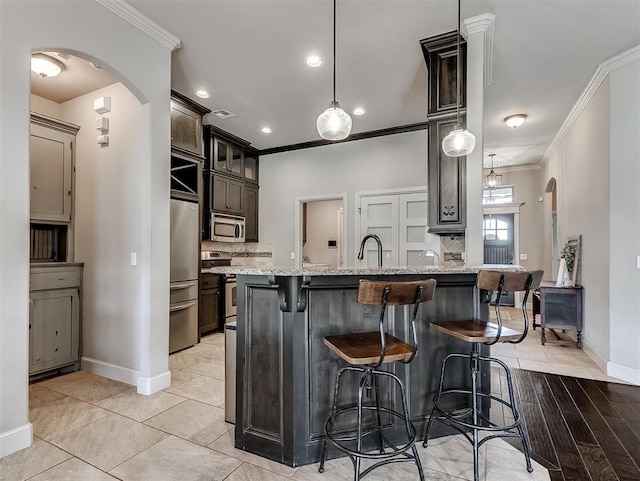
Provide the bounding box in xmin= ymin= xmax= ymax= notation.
xmin=211 ymin=213 xmax=245 ymax=242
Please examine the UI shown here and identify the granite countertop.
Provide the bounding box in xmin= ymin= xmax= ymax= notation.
xmin=207 ymin=264 xmax=524 ymax=276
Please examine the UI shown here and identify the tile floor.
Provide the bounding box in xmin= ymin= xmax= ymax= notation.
xmin=2 ymin=307 xmax=625 ymax=481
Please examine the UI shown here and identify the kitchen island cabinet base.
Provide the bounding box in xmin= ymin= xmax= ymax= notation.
xmin=233 ymin=272 xmax=492 ymax=467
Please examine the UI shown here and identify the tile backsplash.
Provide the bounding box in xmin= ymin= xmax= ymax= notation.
xmin=201 ymin=241 xmax=274 ymax=268
xmin=441 ymin=235 xmax=465 ymax=267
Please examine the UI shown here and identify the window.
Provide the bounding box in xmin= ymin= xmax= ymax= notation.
xmin=483 ymin=186 xmax=514 ymax=205
xmin=483 ymin=217 xmax=509 ymax=240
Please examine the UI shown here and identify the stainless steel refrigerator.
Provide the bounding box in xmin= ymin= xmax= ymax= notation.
xmin=169 ymin=198 xmax=199 ymax=353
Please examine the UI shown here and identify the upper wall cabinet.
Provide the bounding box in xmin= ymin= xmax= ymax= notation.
xmin=421 ymin=32 xmax=468 ymax=235
xmin=170 ymin=90 xmax=211 ymax=157
xmin=205 ymin=125 xmax=257 ymax=183
xmin=30 ymin=113 xmax=80 ymax=223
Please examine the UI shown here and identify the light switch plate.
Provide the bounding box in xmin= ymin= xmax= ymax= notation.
xmin=519 ymin=253 xmax=528 ymax=260
xmin=637 ymin=255 xmax=640 ymax=269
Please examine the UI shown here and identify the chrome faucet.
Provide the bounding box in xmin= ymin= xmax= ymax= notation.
xmin=419 ymin=249 xmax=440 ymax=266
xmin=358 ymin=234 xmax=383 ymax=268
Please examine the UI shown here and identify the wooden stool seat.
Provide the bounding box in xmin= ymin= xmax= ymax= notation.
xmin=430 ymin=320 xmax=523 ymax=343
xmin=324 ymin=331 xmax=414 ymax=365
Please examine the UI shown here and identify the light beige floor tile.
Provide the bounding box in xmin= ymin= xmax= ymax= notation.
xmin=422 ymin=434 xmax=484 ymax=480
xmin=109 ymin=435 xmax=242 ymax=481
xmin=95 ymin=388 xmax=187 ymax=422
xmin=168 ymin=352 xmax=210 ymax=370
xmin=518 ymin=359 xmax=594 ymax=379
xmin=186 ymin=342 xmax=226 ymax=360
xmin=30 ymin=396 xmax=110 ymax=440
xmin=145 ymin=399 xmax=232 ymax=446
xmin=485 ymin=443 xmax=550 ymax=481
xmin=201 ymin=333 xmax=226 ymax=346
xmin=37 ymin=370 xmax=100 ymax=390
xmin=47 ymin=374 xmax=131 ymax=403
xmin=493 ymin=355 xmax=520 ymax=369
xmin=29 ymin=457 xmax=118 ymax=480
xmin=50 ymin=412 xmax=167 ymax=472
xmin=183 ymin=358 xmax=226 ymax=380
xmin=166 ymin=369 xmax=200 ymax=389
xmin=209 ymin=430 xmax=297 ymax=477
xmin=0 ymin=439 xmax=71 ymax=481
xmin=29 ymin=384 xmax=67 ymax=408
xmin=165 ymin=375 xmax=225 ymax=406
xmin=225 ymin=463 xmax=293 ymax=481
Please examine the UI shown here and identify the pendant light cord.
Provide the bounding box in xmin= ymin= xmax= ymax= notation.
xmin=332 ymin=0 xmax=337 ymax=103
xmin=456 ymin=0 xmax=461 ymax=125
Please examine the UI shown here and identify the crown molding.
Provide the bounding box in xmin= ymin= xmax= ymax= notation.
xmin=462 ymin=13 xmax=495 ymax=87
xmin=541 ymin=44 xmax=640 ymax=166
xmin=96 ymin=0 xmax=181 ymax=51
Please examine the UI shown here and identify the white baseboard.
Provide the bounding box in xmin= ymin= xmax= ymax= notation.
xmin=137 ymin=371 xmax=171 ymax=395
xmin=582 ymin=340 xmax=608 ymax=372
xmin=81 ymin=356 xmax=138 ymax=386
xmin=607 ymin=362 xmax=640 ymax=386
xmin=0 ymin=423 xmax=33 ymax=458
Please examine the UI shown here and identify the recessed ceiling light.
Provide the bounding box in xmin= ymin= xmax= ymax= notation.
xmin=195 ymin=90 xmax=210 ymax=99
xmin=504 ymin=114 xmax=527 ymax=128
xmin=305 ymin=55 xmax=323 ymax=67
xmin=261 ymin=127 xmax=272 ymax=134
xmin=353 ymin=107 xmax=365 ymax=116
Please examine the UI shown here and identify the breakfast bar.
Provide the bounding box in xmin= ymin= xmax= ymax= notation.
xmin=210 ymin=265 xmax=521 ymax=467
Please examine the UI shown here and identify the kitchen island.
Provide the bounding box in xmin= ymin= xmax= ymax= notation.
xmin=209 ymin=265 xmax=521 ymax=467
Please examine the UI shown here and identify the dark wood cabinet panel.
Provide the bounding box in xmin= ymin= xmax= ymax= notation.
xmin=427 ymin=116 xmax=467 ymax=234
xmin=243 ymin=185 xmax=259 ymax=242
xmin=199 ymin=273 xmax=221 ymax=335
xmin=536 ymin=283 xmax=584 ymax=348
xmin=421 ymin=31 xmax=468 ymax=235
xmin=170 ymin=91 xmax=210 ymax=157
xmin=212 ymin=174 xmax=243 ymax=214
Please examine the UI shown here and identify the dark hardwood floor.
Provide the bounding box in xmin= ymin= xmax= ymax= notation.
xmin=493 ymin=368 xmax=640 ymax=481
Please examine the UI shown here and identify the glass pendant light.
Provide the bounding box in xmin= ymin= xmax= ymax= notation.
xmin=442 ymin=0 xmax=476 ymax=157
xmin=317 ymin=0 xmax=352 ymax=141
xmin=483 ymin=154 xmax=502 ymax=189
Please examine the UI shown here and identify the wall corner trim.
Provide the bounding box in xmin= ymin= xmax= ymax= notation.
xmin=0 ymin=423 xmax=33 ymax=458
xmin=463 ymin=13 xmax=495 ymax=87
xmin=540 ymin=44 xmax=640 ymax=166
xmin=137 ymin=371 xmax=172 ymax=395
xmin=96 ymin=0 xmax=182 ymax=51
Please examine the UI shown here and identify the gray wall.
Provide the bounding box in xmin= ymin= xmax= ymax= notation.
xmin=259 ymin=130 xmax=428 ymax=266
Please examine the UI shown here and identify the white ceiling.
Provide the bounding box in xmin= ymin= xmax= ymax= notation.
xmin=34 ymin=1 xmax=640 ymax=168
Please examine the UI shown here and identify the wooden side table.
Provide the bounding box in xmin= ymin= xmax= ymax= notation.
xmin=533 ymin=281 xmax=583 ymax=348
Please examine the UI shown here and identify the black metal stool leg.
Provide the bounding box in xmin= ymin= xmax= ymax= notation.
xmin=373 ymin=372 xmax=385 ymax=454
xmin=500 ymin=360 xmax=533 ymax=473
xmin=319 ymin=366 xmax=351 ymax=473
xmin=470 ymin=345 xmax=480 ymax=481
xmin=354 ymin=372 xmax=369 ymax=481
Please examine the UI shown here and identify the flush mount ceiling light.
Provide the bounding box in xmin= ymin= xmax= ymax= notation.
xmin=261 ymin=126 xmax=272 ymax=134
xmin=441 ymin=0 xmax=476 ymax=157
xmin=316 ymin=0 xmax=352 ymax=141
xmin=483 ymin=153 xmax=502 ymax=190
xmin=31 ymin=53 xmax=65 ymax=78
xmin=504 ymin=114 xmax=527 ymax=128
xmin=353 ymin=107 xmax=365 ymax=116
xmin=195 ymin=90 xmax=210 ymax=99
xmin=306 ymin=55 xmax=323 ymax=67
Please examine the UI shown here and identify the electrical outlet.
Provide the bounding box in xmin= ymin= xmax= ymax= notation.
xmin=519 ymin=253 xmax=528 ymax=260
xmin=637 ymin=255 xmax=640 ymax=269
xmin=290 ymin=252 xmax=295 ymax=260
xmin=130 ymin=252 xmax=137 ymax=266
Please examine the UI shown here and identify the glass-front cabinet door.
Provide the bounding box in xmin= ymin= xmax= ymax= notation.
xmin=215 ymin=138 xmax=229 ymax=171
xmin=244 ymin=152 xmax=258 ymax=182
xmin=230 ymin=144 xmax=243 ymax=175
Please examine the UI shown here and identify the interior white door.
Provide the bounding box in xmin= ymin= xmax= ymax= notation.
xmin=399 ymin=193 xmax=429 ymax=266
xmin=359 ymin=195 xmax=398 ymax=267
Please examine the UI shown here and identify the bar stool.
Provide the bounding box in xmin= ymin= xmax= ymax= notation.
xmin=422 ymin=270 xmax=538 ymax=481
xmin=318 ymin=278 xmax=437 ymax=481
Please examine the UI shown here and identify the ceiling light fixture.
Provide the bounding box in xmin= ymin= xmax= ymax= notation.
xmin=195 ymin=90 xmax=210 ymax=99
xmin=316 ymin=0 xmax=352 ymax=141
xmin=441 ymin=0 xmax=476 ymax=157
xmin=504 ymin=114 xmax=527 ymax=128
xmin=353 ymin=107 xmax=365 ymax=116
xmin=261 ymin=127 xmax=272 ymax=134
xmin=483 ymin=154 xmax=502 ymax=190
xmin=306 ymin=55 xmax=323 ymax=67
xmin=31 ymin=53 xmax=65 ymax=78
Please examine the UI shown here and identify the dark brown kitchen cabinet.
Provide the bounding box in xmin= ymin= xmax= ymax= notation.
xmin=170 ymin=90 xmax=210 ymax=157
xmin=200 ymin=273 xmax=222 ymax=335
xmin=243 ymin=184 xmax=259 ymax=242
xmin=212 ymin=174 xmax=243 ymax=213
xmin=421 ymin=31 xmax=468 ymax=235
